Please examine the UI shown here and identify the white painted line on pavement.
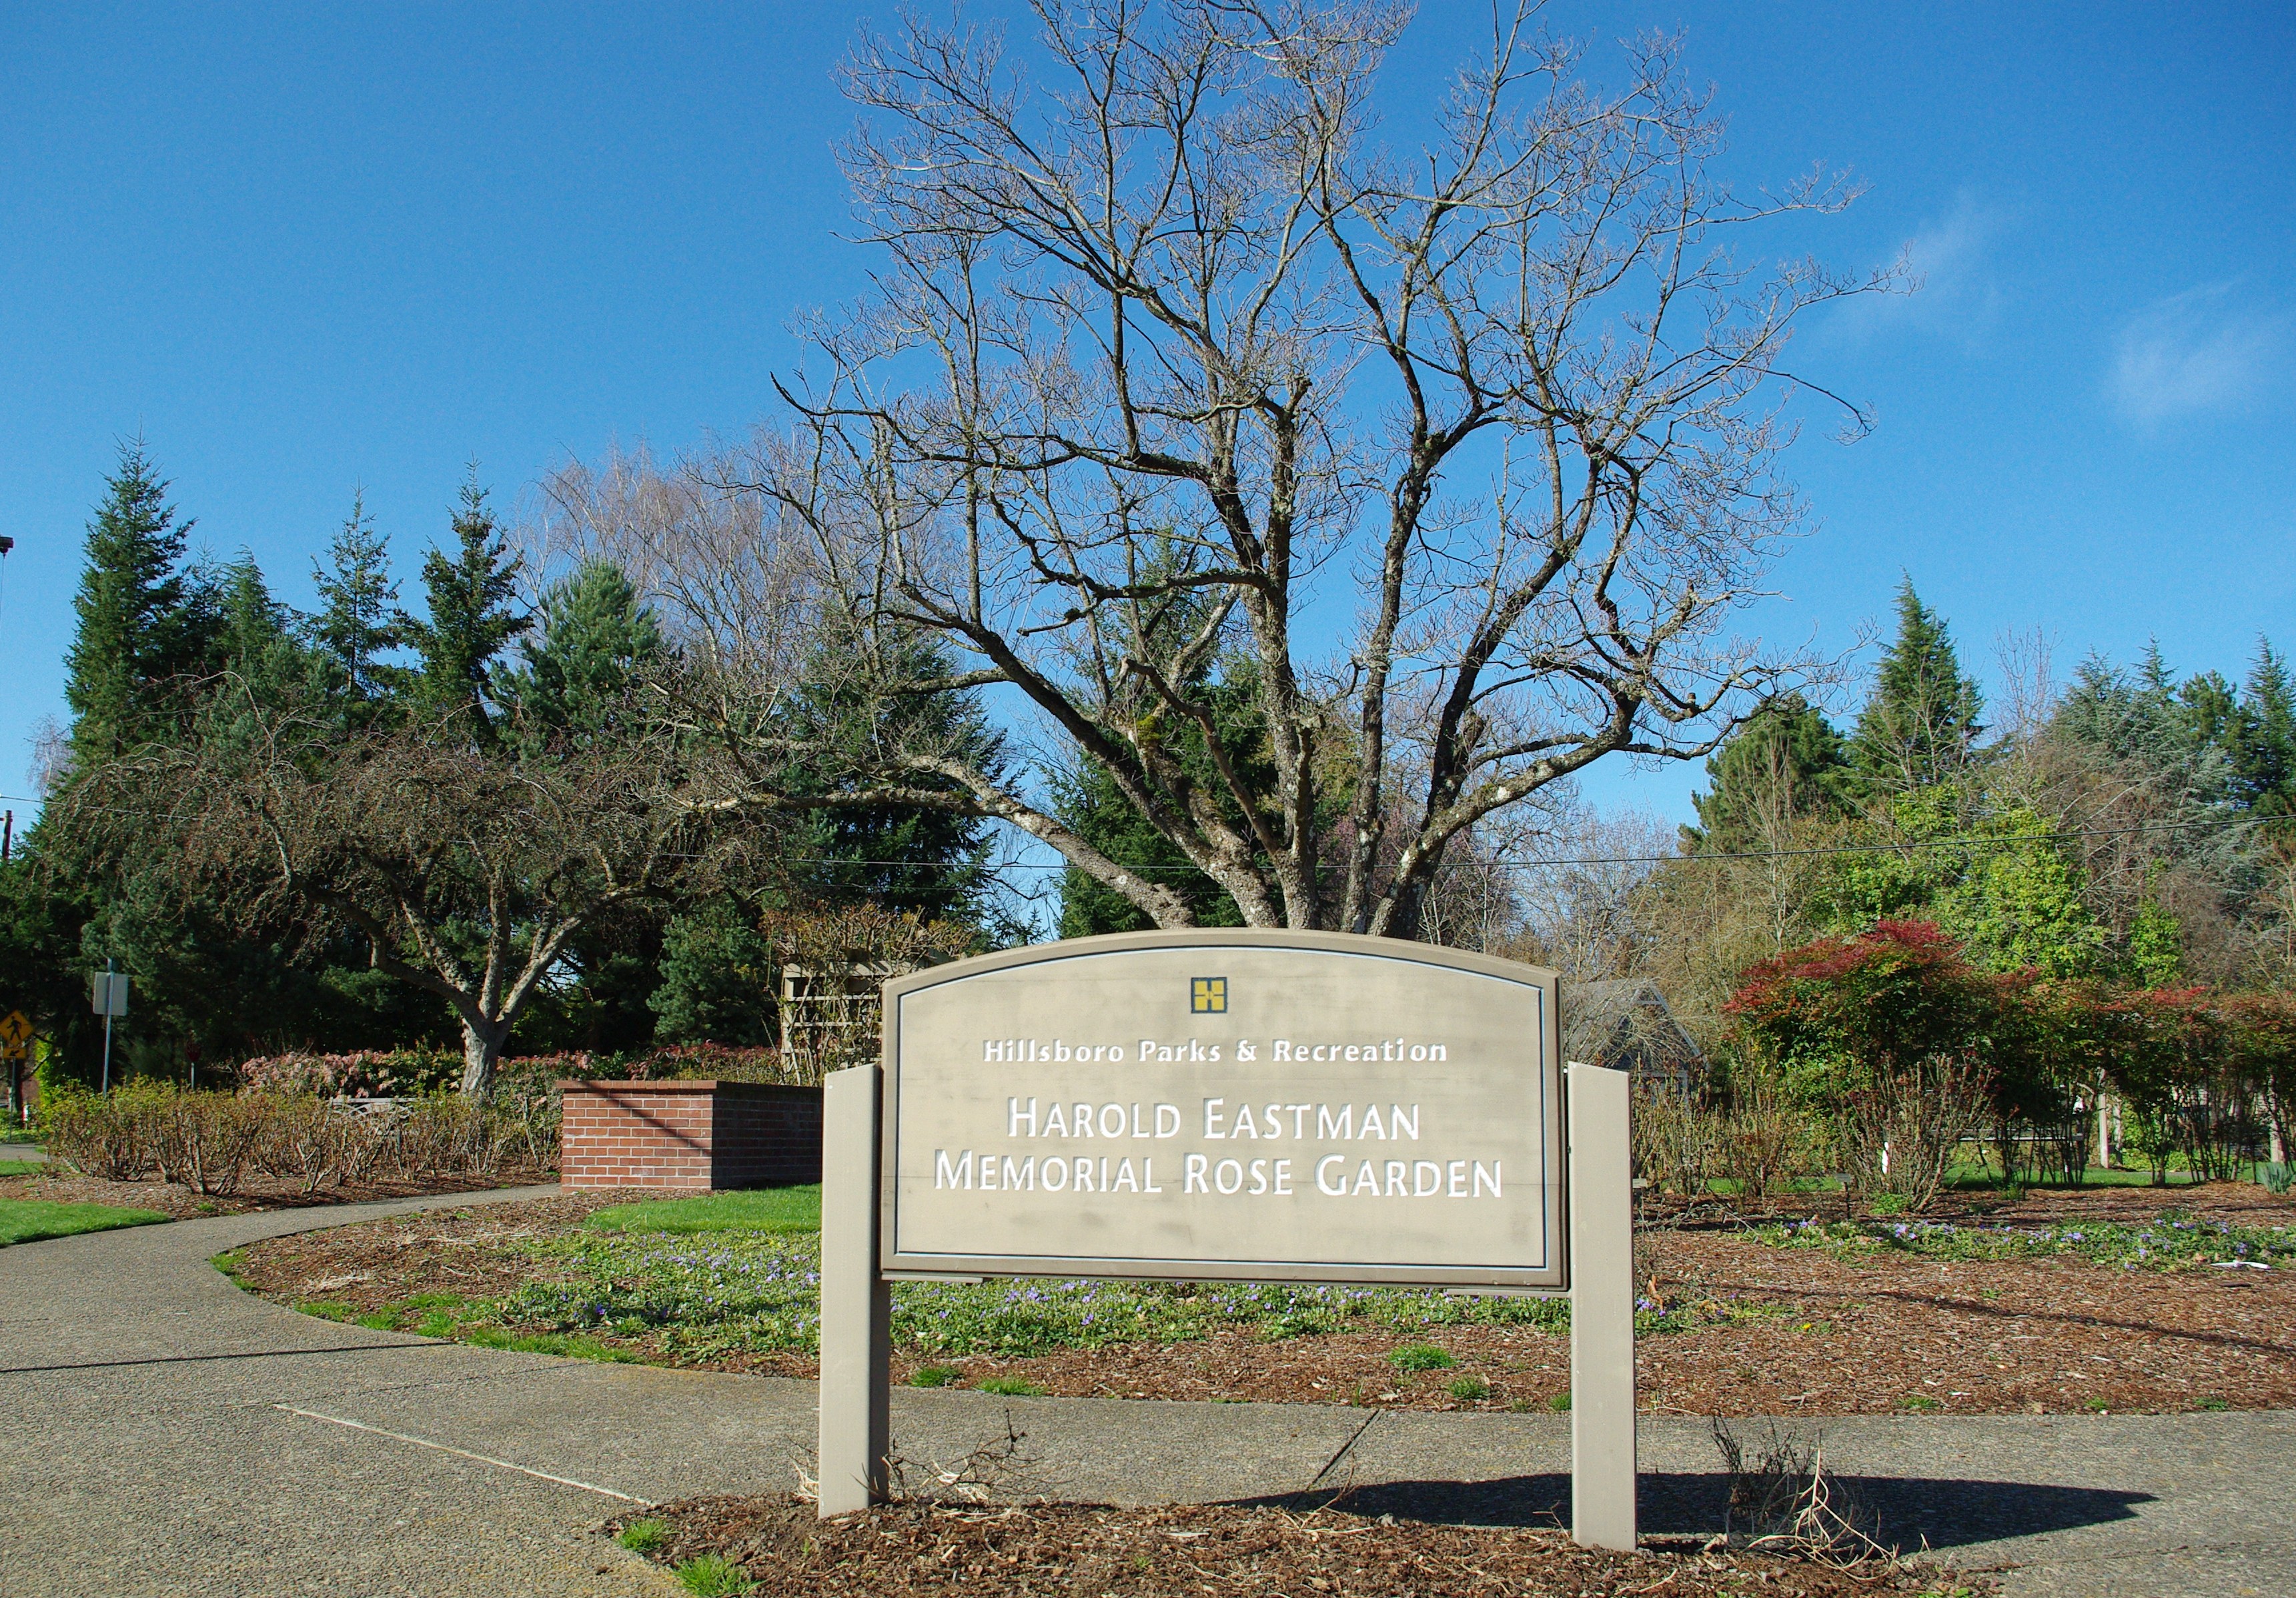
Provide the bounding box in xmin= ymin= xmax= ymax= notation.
xmin=275 ymin=1405 xmax=644 ymax=1501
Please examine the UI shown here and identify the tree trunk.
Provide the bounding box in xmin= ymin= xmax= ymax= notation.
xmin=460 ymin=1017 xmax=512 ymax=1098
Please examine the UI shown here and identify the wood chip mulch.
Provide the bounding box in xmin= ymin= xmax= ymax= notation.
xmin=223 ymin=1182 xmax=2296 ymax=1417
xmin=604 ymin=1496 xmax=1978 ymax=1597
xmin=0 ymin=1163 xmax=558 ymax=1219
xmin=222 ymin=1191 xmax=632 ymax=1301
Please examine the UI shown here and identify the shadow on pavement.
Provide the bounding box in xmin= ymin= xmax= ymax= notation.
xmin=1236 ymin=1473 xmax=2155 ymax=1551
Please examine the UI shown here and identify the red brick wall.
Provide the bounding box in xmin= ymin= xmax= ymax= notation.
xmin=558 ymin=1080 xmax=823 ymax=1191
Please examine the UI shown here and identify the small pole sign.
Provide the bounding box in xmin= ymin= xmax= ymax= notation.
xmin=91 ymin=962 xmax=127 ymax=1092
xmin=816 ymin=930 xmax=1634 ymax=1547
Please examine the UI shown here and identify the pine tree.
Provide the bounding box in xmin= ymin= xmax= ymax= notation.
xmin=1685 ymin=694 xmax=1858 ymax=855
xmin=1850 ymin=579 xmax=1984 ymax=793
xmin=306 ymin=492 xmax=410 ymax=727
xmin=396 ymin=476 xmax=528 ymax=750
xmin=64 ymin=442 xmax=200 ymax=764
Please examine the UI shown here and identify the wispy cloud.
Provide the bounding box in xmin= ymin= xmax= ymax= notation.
xmin=1831 ymin=191 xmax=2005 ymax=347
xmin=2108 ymin=284 xmax=2288 ymax=424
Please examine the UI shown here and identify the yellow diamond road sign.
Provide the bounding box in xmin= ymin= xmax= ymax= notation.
xmin=0 ymin=1010 xmax=29 ymax=1056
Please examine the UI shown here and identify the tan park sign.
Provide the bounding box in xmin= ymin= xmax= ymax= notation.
xmin=879 ymin=930 xmax=1566 ymax=1290
xmin=818 ymin=929 xmax=1637 ymax=1551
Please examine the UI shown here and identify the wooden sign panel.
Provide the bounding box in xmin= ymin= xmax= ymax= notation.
xmin=879 ymin=929 xmax=1566 ymax=1290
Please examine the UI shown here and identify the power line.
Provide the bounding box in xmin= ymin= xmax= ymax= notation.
xmin=3 ymin=796 xmax=2270 ymax=876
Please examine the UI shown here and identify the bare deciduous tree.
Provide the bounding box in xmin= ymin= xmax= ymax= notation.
xmin=75 ymin=688 xmax=757 ymax=1095
xmin=573 ymin=3 xmax=1896 ymax=938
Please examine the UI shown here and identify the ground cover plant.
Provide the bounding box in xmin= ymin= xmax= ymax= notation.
xmin=224 ymin=1179 xmax=2296 ymax=1417
xmin=0 ymin=1196 xmax=167 ymax=1247
xmin=1753 ymin=1212 xmax=2296 ymax=1271
xmin=602 ymin=1495 xmax=1982 ymax=1598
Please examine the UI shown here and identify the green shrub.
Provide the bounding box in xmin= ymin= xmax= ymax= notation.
xmin=1547 ymin=1391 xmax=1572 ymax=1411
xmin=1446 ymin=1375 xmax=1489 ymax=1401
xmin=1387 ymin=1344 xmax=1456 ymax=1372
xmin=2263 ymin=1162 xmax=2293 ymax=1196
xmin=909 ymin=1364 xmax=961 ymax=1388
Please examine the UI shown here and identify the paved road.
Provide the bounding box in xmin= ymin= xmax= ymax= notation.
xmin=0 ymin=1189 xmax=2285 ymax=1597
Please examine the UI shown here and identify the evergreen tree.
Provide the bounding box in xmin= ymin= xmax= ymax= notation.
xmin=64 ymin=442 xmax=202 ymax=763
xmin=2234 ymin=640 xmax=2296 ymax=816
xmin=306 ymin=493 xmax=410 ymax=727
xmin=1053 ymin=753 xmax=1248 ymax=936
xmin=207 ymin=552 xmax=300 ymax=691
xmin=397 ymin=476 xmax=528 ymax=750
xmin=1850 ymin=580 xmax=1984 ymax=793
xmin=492 ymin=558 xmax=664 ymax=741
xmin=773 ymin=620 xmax=1001 ymax=923
xmin=649 ymin=897 xmax=780 ymax=1045
xmin=1684 ymin=693 xmax=1858 ymax=855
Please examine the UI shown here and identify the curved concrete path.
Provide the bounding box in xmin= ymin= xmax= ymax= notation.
xmin=0 ymin=1190 xmax=2286 ymax=1597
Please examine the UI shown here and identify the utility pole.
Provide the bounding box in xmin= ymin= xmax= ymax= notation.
xmin=101 ymin=957 xmax=116 ymax=1094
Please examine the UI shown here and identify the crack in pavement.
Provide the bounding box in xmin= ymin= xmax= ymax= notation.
xmin=1305 ymin=1409 xmax=1383 ymax=1491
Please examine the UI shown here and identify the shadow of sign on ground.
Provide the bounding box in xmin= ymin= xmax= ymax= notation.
xmin=1234 ymin=1473 xmax=2155 ymax=1551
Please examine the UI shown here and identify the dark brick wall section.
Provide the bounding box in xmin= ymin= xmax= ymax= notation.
xmin=558 ymin=1080 xmax=824 ymax=1191
xmin=711 ymin=1082 xmax=825 ymax=1188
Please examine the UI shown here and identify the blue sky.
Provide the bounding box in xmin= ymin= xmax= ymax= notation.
xmin=2 ymin=1 xmax=2290 ymax=830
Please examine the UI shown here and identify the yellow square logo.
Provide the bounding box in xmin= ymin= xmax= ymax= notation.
xmin=1191 ymin=976 xmax=1227 ymax=1014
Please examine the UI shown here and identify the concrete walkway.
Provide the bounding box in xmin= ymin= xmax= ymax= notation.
xmin=0 ymin=1189 xmax=2285 ymax=1597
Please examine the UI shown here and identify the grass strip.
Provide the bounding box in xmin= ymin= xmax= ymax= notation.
xmin=0 ymin=1197 xmax=167 ymax=1247
xmin=585 ymin=1186 xmax=821 ymax=1237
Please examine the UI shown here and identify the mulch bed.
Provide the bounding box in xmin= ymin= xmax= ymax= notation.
xmin=223 ymin=1181 xmax=2296 ymax=1416
xmin=604 ymin=1496 xmax=1978 ymax=1597
xmin=0 ymin=1163 xmax=558 ymax=1219
xmin=225 ymin=1191 xmax=630 ymax=1302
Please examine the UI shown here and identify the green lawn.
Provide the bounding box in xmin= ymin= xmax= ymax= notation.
xmin=0 ymin=1160 xmax=47 ymax=1180
xmin=0 ymin=1198 xmax=167 ymax=1247
xmin=585 ymin=1186 xmax=822 ymax=1236
xmin=0 ymin=1125 xmax=42 ymax=1144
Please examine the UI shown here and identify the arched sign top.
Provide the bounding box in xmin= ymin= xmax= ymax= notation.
xmin=879 ymin=928 xmax=1568 ymax=1291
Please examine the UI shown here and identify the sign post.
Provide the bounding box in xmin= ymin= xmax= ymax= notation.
xmin=815 ymin=929 xmax=1632 ymax=1544
xmin=1568 ymin=1060 xmax=1636 ymax=1549
xmin=91 ymin=962 xmax=128 ymax=1092
xmin=818 ymin=1063 xmax=890 ymax=1516
xmin=0 ymin=1010 xmax=31 ymax=1121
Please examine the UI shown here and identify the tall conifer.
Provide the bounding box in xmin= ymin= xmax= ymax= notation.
xmin=2237 ymin=640 xmax=2296 ymax=816
xmin=306 ymin=492 xmax=409 ymax=726
xmin=1850 ymin=580 xmax=1984 ymax=792
xmin=396 ymin=476 xmax=528 ymax=750
xmin=65 ymin=442 xmax=198 ymax=763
